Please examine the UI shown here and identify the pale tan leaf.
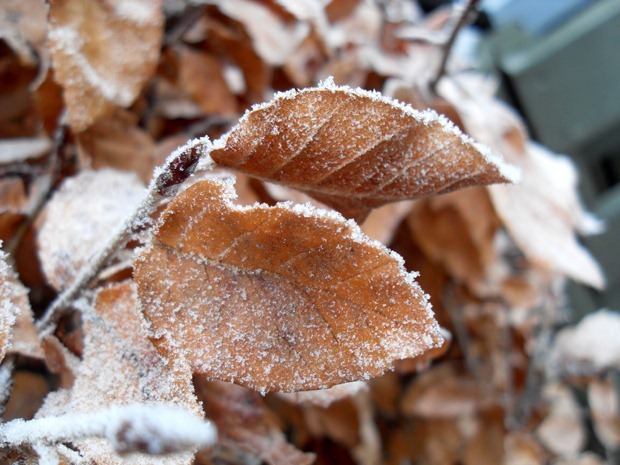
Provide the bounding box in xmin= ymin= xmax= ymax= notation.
xmin=211 ymin=80 xmax=518 ymax=221
xmin=48 ymin=0 xmax=164 ymax=130
xmin=536 ymin=382 xmax=586 ymax=458
xmin=549 ymin=310 xmax=620 ymax=377
xmin=134 ymin=176 xmax=443 ymax=392
xmin=588 ymin=377 xmax=620 ymax=450
xmin=38 ymin=281 xmax=201 ymax=465
xmin=37 ymin=169 xmax=145 ymax=290
xmin=504 ymin=432 xmax=547 ymax=465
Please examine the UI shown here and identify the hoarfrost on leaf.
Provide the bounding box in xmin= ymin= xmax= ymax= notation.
xmin=211 ymin=81 xmax=518 ymax=221
xmin=134 ymin=177 xmax=443 ymax=392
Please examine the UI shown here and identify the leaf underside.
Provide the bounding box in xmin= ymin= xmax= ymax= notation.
xmin=134 ymin=177 xmax=443 ymax=393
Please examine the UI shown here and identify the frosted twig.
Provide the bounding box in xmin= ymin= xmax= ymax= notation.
xmin=430 ymin=0 xmax=481 ymax=92
xmin=36 ymin=137 xmax=213 ymax=334
xmin=0 ymin=403 xmax=217 ymax=457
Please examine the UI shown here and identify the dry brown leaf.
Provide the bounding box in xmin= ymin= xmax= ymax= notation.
xmin=588 ymin=377 xmax=620 ymax=450
xmin=77 ymin=110 xmax=158 ymax=183
xmin=195 ymin=379 xmax=315 ymax=465
xmin=37 ymin=281 xmax=201 ymax=464
xmin=503 ymin=432 xmax=547 ymax=465
xmin=37 ymin=169 xmax=145 ymax=290
xmin=408 ymin=187 xmax=500 ymax=295
xmin=400 ymin=364 xmax=499 ymax=419
xmin=135 ymin=176 xmax=443 ymax=392
xmin=210 ymin=0 xmax=311 ymax=66
xmin=211 ymin=80 xmax=518 ymax=221
xmin=176 ymin=45 xmax=238 ymax=117
xmin=48 ymin=0 xmax=164 ymax=130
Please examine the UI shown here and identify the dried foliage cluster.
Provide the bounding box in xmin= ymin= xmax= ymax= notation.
xmin=0 ymin=1 xmax=618 ymax=464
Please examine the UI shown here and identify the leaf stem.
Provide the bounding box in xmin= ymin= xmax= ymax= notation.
xmin=36 ymin=137 xmax=213 ymax=334
xmin=430 ymin=0 xmax=481 ymax=92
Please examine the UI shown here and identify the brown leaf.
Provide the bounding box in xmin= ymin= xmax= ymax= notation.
xmin=135 ymin=176 xmax=443 ymax=392
xmin=48 ymin=0 xmax=164 ymax=130
xmin=76 ymin=110 xmax=158 ymax=184
xmin=37 ymin=169 xmax=145 ymax=290
xmin=211 ymin=81 xmax=518 ymax=221
xmin=195 ymin=380 xmax=315 ymax=465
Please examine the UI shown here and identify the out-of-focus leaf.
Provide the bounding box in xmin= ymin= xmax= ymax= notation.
xmin=37 ymin=169 xmax=144 ymax=291
xmin=211 ymin=80 xmax=518 ymax=221
xmin=48 ymin=0 xmax=164 ymax=130
xmin=135 ymin=176 xmax=443 ymax=392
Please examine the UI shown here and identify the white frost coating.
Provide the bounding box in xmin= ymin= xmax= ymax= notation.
xmin=0 ymin=403 xmax=216 ymax=455
xmin=0 ymin=246 xmax=17 ymax=358
xmin=216 ymin=77 xmax=520 ymax=184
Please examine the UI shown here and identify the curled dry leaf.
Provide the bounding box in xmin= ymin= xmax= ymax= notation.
xmin=48 ymin=0 xmax=164 ymax=130
xmin=211 ymin=80 xmax=518 ymax=221
xmin=37 ymin=281 xmax=201 ymax=465
xmin=134 ymin=176 xmax=443 ymax=392
xmin=37 ymin=169 xmax=145 ymax=291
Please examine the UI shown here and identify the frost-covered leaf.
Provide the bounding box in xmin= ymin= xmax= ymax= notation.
xmin=37 ymin=281 xmax=202 ymax=464
xmin=211 ymin=80 xmax=518 ymax=221
xmin=548 ymin=309 xmax=620 ymax=377
xmin=37 ymin=169 xmax=145 ymax=290
xmin=134 ymin=176 xmax=443 ymax=392
xmin=195 ymin=380 xmax=315 ymax=465
xmin=48 ymin=0 xmax=164 ymax=130
xmin=0 ymin=0 xmax=48 ymax=67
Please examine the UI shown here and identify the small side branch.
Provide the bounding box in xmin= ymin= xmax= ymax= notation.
xmin=430 ymin=0 xmax=481 ymax=92
xmin=36 ymin=137 xmax=213 ymax=334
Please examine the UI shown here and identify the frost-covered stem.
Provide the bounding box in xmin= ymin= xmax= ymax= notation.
xmin=0 ymin=403 xmax=217 ymax=456
xmin=0 ymin=356 xmax=15 ymax=416
xmin=36 ymin=137 xmax=213 ymax=333
xmin=430 ymin=0 xmax=480 ymax=92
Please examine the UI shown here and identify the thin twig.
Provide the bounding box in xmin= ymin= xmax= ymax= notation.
xmin=430 ymin=0 xmax=481 ymax=92
xmin=5 ymin=111 xmax=67 ymax=259
xmin=36 ymin=137 xmax=213 ymax=334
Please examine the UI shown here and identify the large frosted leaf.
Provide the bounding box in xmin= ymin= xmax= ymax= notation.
xmin=134 ymin=177 xmax=443 ymax=393
xmin=211 ymin=80 xmax=518 ymax=220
